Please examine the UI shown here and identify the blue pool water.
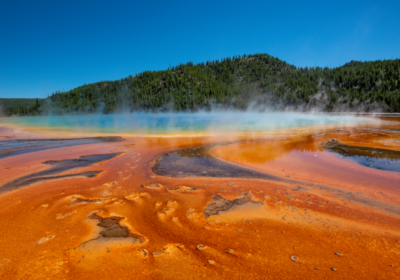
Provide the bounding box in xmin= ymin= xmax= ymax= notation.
xmin=1 ymin=112 xmax=372 ymax=134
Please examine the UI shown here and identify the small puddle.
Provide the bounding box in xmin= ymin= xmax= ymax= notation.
xmin=80 ymin=212 xmax=145 ymax=247
xmin=68 ymin=197 xmax=105 ymax=206
xmin=203 ymin=193 xmax=264 ymax=219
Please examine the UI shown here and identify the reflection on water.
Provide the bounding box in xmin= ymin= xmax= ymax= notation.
xmin=208 ymin=125 xmax=400 ymax=174
xmin=209 ymin=138 xmax=320 ymax=165
xmin=2 ymin=112 xmax=371 ymax=133
xmin=153 ymin=141 xmax=284 ymax=180
xmin=322 ymin=139 xmax=400 ymax=173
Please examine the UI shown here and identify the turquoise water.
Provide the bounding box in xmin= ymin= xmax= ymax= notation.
xmin=1 ymin=113 xmax=372 ymax=134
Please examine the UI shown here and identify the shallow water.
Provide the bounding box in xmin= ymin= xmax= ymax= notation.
xmin=322 ymin=139 xmax=400 ymax=172
xmin=2 ymin=112 xmax=372 ymax=133
xmin=152 ymin=141 xmax=285 ymax=180
xmin=0 ymin=153 xmax=121 ymax=193
xmin=0 ymin=137 xmax=122 ymax=159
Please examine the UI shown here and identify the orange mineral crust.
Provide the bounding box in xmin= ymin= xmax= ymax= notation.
xmin=0 ymin=119 xmax=400 ymax=279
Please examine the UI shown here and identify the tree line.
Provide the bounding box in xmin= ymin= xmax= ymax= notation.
xmin=5 ymin=54 xmax=400 ymax=115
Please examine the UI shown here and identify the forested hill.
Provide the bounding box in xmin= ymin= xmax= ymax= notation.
xmin=0 ymin=98 xmax=40 ymax=115
xmin=3 ymin=53 xmax=400 ymax=115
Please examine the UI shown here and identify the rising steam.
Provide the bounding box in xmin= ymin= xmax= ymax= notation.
xmin=3 ymin=111 xmax=374 ymax=135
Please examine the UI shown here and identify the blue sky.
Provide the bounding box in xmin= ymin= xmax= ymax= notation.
xmin=0 ymin=0 xmax=399 ymax=98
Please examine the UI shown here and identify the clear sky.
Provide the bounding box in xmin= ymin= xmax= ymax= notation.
xmin=0 ymin=0 xmax=399 ymax=98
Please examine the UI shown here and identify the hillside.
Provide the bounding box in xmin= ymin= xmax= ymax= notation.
xmin=0 ymin=98 xmax=41 ymax=116
xmin=4 ymin=54 xmax=400 ymax=115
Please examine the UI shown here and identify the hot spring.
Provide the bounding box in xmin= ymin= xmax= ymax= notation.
xmin=1 ymin=112 xmax=374 ymax=134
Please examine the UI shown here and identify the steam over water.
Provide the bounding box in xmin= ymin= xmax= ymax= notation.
xmin=3 ymin=113 xmax=372 ymax=134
